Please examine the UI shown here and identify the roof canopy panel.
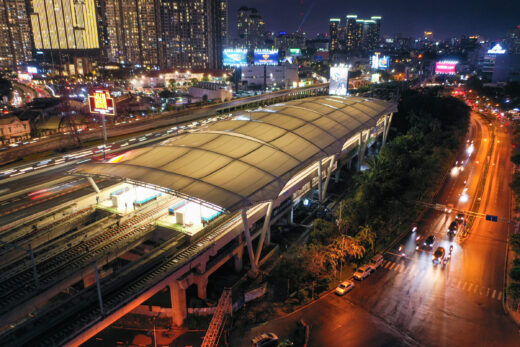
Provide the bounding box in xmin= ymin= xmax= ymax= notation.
xmin=73 ymin=96 xmax=396 ymax=211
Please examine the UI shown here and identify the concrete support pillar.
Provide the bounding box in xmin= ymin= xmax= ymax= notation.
xmin=195 ymin=276 xmax=208 ymax=300
xmin=255 ymin=201 xmax=273 ymax=264
xmin=87 ymin=177 xmax=100 ymax=194
xmin=334 ymin=166 xmax=341 ymax=184
xmin=241 ymin=208 xmax=257 ymax=273
xmin=169 ymin=280 xmax=187 ymax=326
xmin=317 ymin=160 xmax=323 ymax=202
xmin=322 ymin=155 xmax=336 ymax=201
xmin=289 ymin=204 xmax=294 ymax=224
xmin=234 ymin=245 xmax=243 ymax=273
xmin=382 ymin=113 xmax=393 ymax=147
xmin=357 ymin=131 xmax=369 ymax=171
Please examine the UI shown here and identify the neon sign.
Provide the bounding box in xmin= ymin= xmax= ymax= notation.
xmin=487 ymin=43 xmax=506 ymax=54
xmin=89 ymin=90 xmax=115 ymax=115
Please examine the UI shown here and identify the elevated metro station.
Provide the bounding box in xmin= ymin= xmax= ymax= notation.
xmin=0 ymin=95 xmax=396 ymax=346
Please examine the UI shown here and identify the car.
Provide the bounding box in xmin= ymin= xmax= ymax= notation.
xmin=432 ymin=247 xmax=445 ymax=265
xmin=444 ymin=203 xmax=454 ymax=214
xmin=251 ymin=332 xmax=279 ymax=347
xmin=335 ymin=280 xmax=355 ymax=295
xmin=422 ymin=235 xmax=436 ymax=250
xmin=456 ymin=213 xmax=464 ymax=223
xmin=353 ymin=264 xmax=372 ymax=281
xmin=448 ymin=221 xmax=458 ymax=235
xmin=369 ymin=254 xmax=384 ymax=271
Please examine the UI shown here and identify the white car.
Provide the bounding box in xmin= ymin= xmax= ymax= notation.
xmin=353 ymin=264 xmax=372 ymax=281
xmin=368 ymin=254 xmax=384 ymax=271
xmin=335 ymin=280 xmax=355 ymax=295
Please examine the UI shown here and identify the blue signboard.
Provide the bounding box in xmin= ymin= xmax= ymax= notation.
xmin=222 ymin=49 xmax=248 ymax=67
xmin=254 ymin=50 xmax=279 ymax=66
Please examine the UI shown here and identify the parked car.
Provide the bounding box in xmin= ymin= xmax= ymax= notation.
xmin=353 ymin=264 xmax=372 ymax=281
xmin=335 ymin=280 xmax=355 ymax=295
xmin=251 ymin=332 xmax=279 ymax=347
xmin=369 ymin=254 xmax=384 ymax=271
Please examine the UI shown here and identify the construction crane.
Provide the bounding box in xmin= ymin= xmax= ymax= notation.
xmin=201 ymin=288 xmax=233 ymax=347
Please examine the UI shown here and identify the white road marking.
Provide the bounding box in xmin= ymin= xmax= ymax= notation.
xmin=457 ymin=280 xmax=463 ymax=288
xmin=492 ymin=289 xmax=497 ymax=299
xmin=497 ymin=291 xmax=502 ymax=300
xmin=389 ymin=263 xmax=397 ymax=271
xmin=399 ymin=265 xmax=406 ymax=273
xmin=467 ymin=283 xmax=473 ymax=292
xmin=486 ymin=288 xmax=491 ymax=297
xmin=384 ymin=261 xmax=391 ymax=269
xmin=463 ymin=282 xmax=468 ymax=291
xmin=473 ymin=285 xmax=479 ymax=294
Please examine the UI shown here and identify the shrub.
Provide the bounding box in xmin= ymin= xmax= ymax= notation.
xmin=509 ymin=266 xmax=520 ymax=282
xmin=506 ymin=282 xmax=520 ymax=301
xmin=513 ymin=258 xmax=520 ymax=267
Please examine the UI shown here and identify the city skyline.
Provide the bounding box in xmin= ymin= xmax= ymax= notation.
xmin=228 ymin=0 xmax=520 ymax=40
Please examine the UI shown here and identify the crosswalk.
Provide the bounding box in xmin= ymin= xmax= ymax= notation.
xmin=379 ymin=259 xmax=503 ymax=301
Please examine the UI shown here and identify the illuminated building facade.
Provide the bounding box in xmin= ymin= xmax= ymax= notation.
xmin=0 ymin=0 xmax=33 ymax=69
xmin=329 ymin=18 xmax=340 ymax=53
xmin=237 ymin=6 xmax=265 ymax=49
xmin=343 ymin=14 xmax=381 ymax=53
xmin=104 ymin=0 xmax=227 ymax=69
xmin=29 ymin=0 xmax=100 ymax=50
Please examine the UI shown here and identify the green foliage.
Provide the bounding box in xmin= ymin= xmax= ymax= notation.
xmin=0 ymin=77 xmax=12 ymax=100
xmin=337 ymin=94 xmax=470 ymax=245
xmin=513 ymin=258 xmax=520 ymax=267
xmin=510 ymin=266 xmax=520 ymax=281
xmin=309 ymin=219 xmax=337 ymax=245
xmin=506 ymin=282 xmax=520 ymax=301
xmin=511 ymin=234 xmax=520 ymax=253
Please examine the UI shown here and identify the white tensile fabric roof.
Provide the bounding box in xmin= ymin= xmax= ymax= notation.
xmin=73 ymin=95 xmax=396 ymax=211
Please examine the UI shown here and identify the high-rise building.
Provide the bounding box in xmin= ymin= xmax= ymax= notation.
xmin=0 ymin=0 xmax=33 ymax=69
xmin=104 ymin=0 xmax=227 ymax=69
xmin=237 ymin=7 xmax=265 ymax=49
xmin=29 ymin=0 xmax=100 ymax=51
xmin=343 ymin=14 xmax=381 ymax=53
xmin=505 ymin=26 xmax=520 ymax=54
xmin=345 ymin=15 xmax=361 ymax=52
xmin=424 ymin=31 xmax=433 ymax=41
xmin=329 ymin=18 xmax=340 ymax=53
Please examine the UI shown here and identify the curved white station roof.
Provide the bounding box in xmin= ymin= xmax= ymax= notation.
xmin=73 ymin=95 xmax=396 ymax=211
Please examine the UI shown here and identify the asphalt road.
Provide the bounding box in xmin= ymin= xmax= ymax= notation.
xmin=235 ymin=113 xmax=519 ymax=346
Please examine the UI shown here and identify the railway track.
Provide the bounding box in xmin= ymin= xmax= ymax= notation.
xmin=0 ymin=198 xmax=174 ymax=318
xmin=0 ymin=210 xmax=240 ymax=346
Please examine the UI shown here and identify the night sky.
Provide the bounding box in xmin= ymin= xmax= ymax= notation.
xmin=229 ymin=0 xmax=520 ymax=40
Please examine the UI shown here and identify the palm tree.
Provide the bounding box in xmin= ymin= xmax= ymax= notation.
xmin=333 ymin=235 xmax=366 ymax=260
xmin=357 ymin=224 xmax=376 ymax=254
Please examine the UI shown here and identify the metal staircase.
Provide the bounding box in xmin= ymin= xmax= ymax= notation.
xmin=201 ymin=288 xmax=233 ymax=347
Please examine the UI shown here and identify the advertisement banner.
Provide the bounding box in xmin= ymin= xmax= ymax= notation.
xmin=371 ymin=54 xmax=389 ymax=69
xmin=329 ymin=66 xmax=349 ymax=96
xmin=435 ymin=61 xmax=458 ymax=75
xmin=254 ymin=49 xmax=279 ymax=65
xmin=222 ymin=49 xmax=248 ymax=67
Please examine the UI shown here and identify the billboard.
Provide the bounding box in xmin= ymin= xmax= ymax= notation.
xmin=222 ymin=49 xmax=248 ymax=67
xmin=254 ymin=49 xmax=279 ymax=65
xmin=89 ymin=90 xmax=115 ymax=115
xmin=435 ymin=61 xmax=458 ymax=75
xmin=487 ymin=43 xmax=506 ymax=54
xmin=329 ymin=65 xmax=349 ymax=96
xmin=371 ymin=54 xmax=389 ymax=69
xmin=289 ymin=48 xmax=301 ymax=56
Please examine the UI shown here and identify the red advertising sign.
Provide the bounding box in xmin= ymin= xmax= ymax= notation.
xmin=88 ymin=90 xmax=115 ymax=115
xmin=435 ymin=61 xmax=458 ymax=75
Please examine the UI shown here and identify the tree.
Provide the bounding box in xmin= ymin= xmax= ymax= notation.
xmin=357 ymin=225 xmax=376 ymax=254
xmin=202 ymin=75 xmax=210 ymax=82
xmin=191 ymin=78 xmax=199 ymax=86
xmin=332 ymin=235 xmax=365 ymax=260
xmin=0 ymin=77 xmax=12 ymax=102
xmin=506 ymin=282 xmax=520 ymax=301
xmin=509 ymin=266 xmax=520 ymax=282
xmin=168 ymin=79 xmax=177 ymax=90
xmin=511 ymin=234 xmax=520 ymax=253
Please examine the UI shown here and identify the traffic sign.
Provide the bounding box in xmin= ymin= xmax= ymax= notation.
xmin=485 ymin=215 xmax=498 ymax=222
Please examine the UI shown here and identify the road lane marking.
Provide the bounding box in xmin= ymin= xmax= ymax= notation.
xmin=486 ymin=288 xmax=491 ymax=296
xmin=389 ymin=263 xmax=397 ymax=271
xmin=457 ymin=280 xmax=462 ymax=288
xmin=463 ymin=282 xmax=468 ymax=291
xmin=384 ymin=261 xmax=391 ymax=269
xmin=473 ymin=285 xmax=479 ymax=294
xmin=497 ymin=291 xmax=502 ymax=300
xmin=492 ymin=289 xmax=497 ymax=299
xmin=467 ymin=283 xmax=473 ymax=292
xmin=399 ymin=265 xmax=406 ymax=273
